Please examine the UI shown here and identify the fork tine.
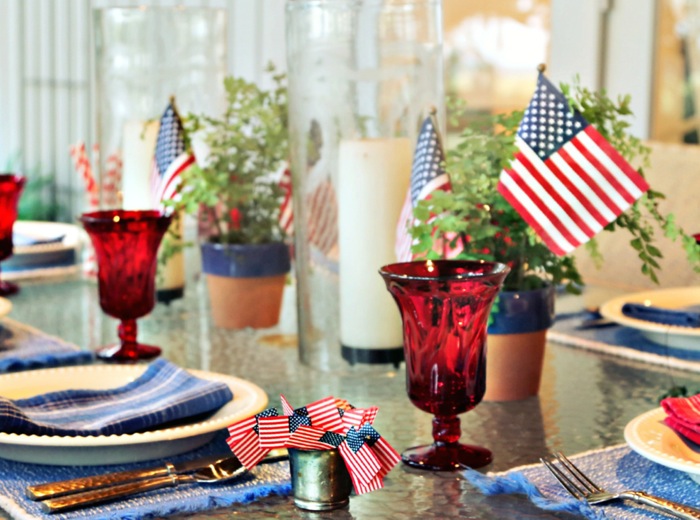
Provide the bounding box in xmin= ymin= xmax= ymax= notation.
xmin=553 ymin=452 xmax=603 ymax=494
xmin=540 ymin=457 xmax=585 ymax=499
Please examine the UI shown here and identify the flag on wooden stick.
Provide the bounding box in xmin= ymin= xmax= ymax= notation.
xmin=498 ymin=72 xmax=649 ymax=256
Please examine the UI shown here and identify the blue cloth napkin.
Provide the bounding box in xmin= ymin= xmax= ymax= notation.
xmin=549 ymin=312 xmax=700 ymax=372
xmin=464 ymin=445 xmax=700 ymax=520
xmin=0 ymin=318 xmax=93 ymax=373
xmin=0 ymin=433 xmax=291 ymax=520
xmin=621 ymin=303 xmax=700 ymax=328
xmin=0 ymin=359 xmax=233 ymax=436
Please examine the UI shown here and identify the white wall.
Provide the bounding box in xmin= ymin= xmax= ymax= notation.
xmin=549 ymin=0 xmax=656 ymax=139
xmin=0 ymin=0 xmax=287 ymax=220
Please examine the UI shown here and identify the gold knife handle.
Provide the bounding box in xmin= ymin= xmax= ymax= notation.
xmin=40 ymin=474 xmax=180 ymax=514
xmin=26 ymin=464 xmax=172 ymax=500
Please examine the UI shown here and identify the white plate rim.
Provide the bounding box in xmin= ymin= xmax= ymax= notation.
xmin=0 ymin=298 xmax=11 ymax=320
xmin=599 ymin=287 xmax=700 ymax=339
xmin=0 ymin=364 xmax=267 ymax=448
xmin=13 ymin=221 xmax=83 ymax=254
xmin=624 ymin=407 xmax=700 ymax=478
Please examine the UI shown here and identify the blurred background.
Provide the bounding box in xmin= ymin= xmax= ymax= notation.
xmin=0 ymin=0 xmax=694 ymax=223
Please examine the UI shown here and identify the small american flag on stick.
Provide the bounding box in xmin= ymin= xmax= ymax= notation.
xmin=395 ymin=111 xmax=451 ymax=262
xmin=498 ymin=71 xmax=649 ymax=256
xmin=150 ymin=97 xmax=195 ymax=208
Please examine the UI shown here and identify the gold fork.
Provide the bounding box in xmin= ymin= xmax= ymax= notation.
xmin=540 ymin=452 xmax=700 ymax=519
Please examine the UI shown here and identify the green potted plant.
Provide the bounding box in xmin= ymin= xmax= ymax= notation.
xmin=169 ymin=66 xmax=291 ymax=329
xmin=408 ymin=79 xmax=700 ymax=401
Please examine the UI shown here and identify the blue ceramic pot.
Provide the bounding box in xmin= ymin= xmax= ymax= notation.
xmin=487 ymin=285 xmax=555 ymax=335
xmin=200 ymin=242 xmax=291 ymax=278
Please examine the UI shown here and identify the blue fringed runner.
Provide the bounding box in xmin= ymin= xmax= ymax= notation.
xmin=464 ymin=445 xmax=700 ymax=519
xmin=0 ymin=318 xmax=93 ymax=372
xmin=0 ymin=433 xmax=291 ymax=520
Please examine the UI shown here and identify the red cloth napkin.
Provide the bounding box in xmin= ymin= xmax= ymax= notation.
xmin=661 ymin=393 xmax=700 ymax=444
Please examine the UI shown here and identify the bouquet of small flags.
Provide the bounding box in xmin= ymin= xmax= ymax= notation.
xmin=226 ymin=395 xmax=400 ymax=495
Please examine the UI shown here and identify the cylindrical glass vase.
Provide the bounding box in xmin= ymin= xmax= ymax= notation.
xmin=93 ymin=5 xmax=227 ymax=302
xmin=286 ymin=0 xmax=444 ymax=370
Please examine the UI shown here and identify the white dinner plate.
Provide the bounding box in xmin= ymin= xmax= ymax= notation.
xmin=599 ymin=287 xmax=700 ymax=350
xmin=624 ymin=407 xmax=700 ymax=484
xmin=3 ymin=221 xmax=84 ymax=281
xmin=0 ymin=364 xmax=267 ymax=466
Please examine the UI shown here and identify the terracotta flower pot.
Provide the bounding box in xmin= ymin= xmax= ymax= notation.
xmin=200 ymin=242 xmax=291 ymax=329
xmin=484 ymin=285 xmax=555 ymax=402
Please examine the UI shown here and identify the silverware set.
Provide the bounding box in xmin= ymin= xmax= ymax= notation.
xmin=541 ymin=452 xmax=700 ymax=519
xmin=26 ymin=449 xmax=288 ymax=514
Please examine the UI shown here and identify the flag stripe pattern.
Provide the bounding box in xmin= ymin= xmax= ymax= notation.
xmin=306 ymin=179 xmax=338 ymax=255
xmin=278 ymin=168 xmax=294 ymax=236
xmin=498 ymin=73 xmax=649 ymax=256
xmin=225 ymin=396 xmax=399 ymax=494
xmin=151 ymin=101 xmax=194 ymax=208
xmin=395 ymin=115 xmax=451 ymax=262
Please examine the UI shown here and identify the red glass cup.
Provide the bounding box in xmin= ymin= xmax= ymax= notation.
xmin=80 ymin=210 xmax=172 ymax=361
xmin=380 ymin=260 xmax=509 ymax=471
xmin=0 ymin=174 xmax=26 ymax=296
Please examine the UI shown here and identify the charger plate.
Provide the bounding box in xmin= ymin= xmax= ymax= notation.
xmin=0 ymin=364 xmax=267 ymax=466
xmin=624 ymin=407 xmax=700 ymax=485
xmin=599 ymin=287 xmax=700 ymax=350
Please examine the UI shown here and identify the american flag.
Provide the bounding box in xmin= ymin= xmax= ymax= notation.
xmin=278 ymin=168 xmax=293 ymax=235
xmin=339 ymin=426 xmax=383 ymax=495
xmin=257 ymin=414 xmax=311 ymax=448
xmin=286 ymin=425 xmax=336 ymax=451
xmin=306 ymin=178 xmax=338 ymax=255
xmin=226 ymin=408 xmax=277 ymax=468
xmin=150 ymin=99 xmax=195 ymax=208
xmin=355 ymin=423 xmax=400 ymax=479
xmin=498 ymin=73 xmax=649 ymax=256
xmin=395 ymin=114 xmax=451 ymax=262
xmin=341 ymin=406 xmax=378 ymax=432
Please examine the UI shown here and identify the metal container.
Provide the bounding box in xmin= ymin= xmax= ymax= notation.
xmin=288 ymin=448 xmax=352 ymax=511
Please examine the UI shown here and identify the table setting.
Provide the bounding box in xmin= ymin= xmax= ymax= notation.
xmin=4 ymin=2 xmax=700 ymax=520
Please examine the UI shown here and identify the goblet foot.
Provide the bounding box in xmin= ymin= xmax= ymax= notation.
xmin=401 ymin=442 xmax=492 ymax=471
xmin=96 ymin=343 xmax=162 ymax=362
xmin=0 ymin=280 xmax=20 ymax=296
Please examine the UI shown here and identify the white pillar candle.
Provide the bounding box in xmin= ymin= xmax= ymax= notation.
xmin=121 ymin=120 xmax=159 ymax=210
xmin=338 ymin=137 xmax=412 ymax=352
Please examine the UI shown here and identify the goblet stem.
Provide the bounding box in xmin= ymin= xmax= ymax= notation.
xmin=96 ymin=319 xmax=161 ymax=362
xmin=401 ymin=414 xmax=492 ymax=471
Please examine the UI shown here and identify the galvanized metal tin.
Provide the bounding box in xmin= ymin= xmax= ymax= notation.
xmin=288 ymin=448 xmax=352 ymax=511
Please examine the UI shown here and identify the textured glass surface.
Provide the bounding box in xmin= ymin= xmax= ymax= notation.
xmin=4 ymin=254 xmax=700 ymax=518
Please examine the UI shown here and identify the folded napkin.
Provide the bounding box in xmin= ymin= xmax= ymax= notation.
xmin=621 ymin=303 xmax=700 ymax=327
xmin=463 ymin=445 xmax=700 ymax=520
xmin=661 ymin=393 xmax=700 ymax=444
xmin=0 ymin=318 xmax=93 ymax=373
xmin=0 ymin=359 xmax=233 ymax=436
xmin=0 ymin=433 xmax=291 ymax=520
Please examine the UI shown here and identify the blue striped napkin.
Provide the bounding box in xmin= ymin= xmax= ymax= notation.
xmin=0 ymin=318 xmax=93 ymax=373
xmin=0 ymin=359 xmax=233 ymax=436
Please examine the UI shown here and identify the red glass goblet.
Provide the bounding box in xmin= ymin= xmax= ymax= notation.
xmin=0 ymin=174 xmax=26 ymax=296
xmin=80 ymin=210 xmax=172 ymax=361
xmin=380 ymin=260 xmax=509 ymax=471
